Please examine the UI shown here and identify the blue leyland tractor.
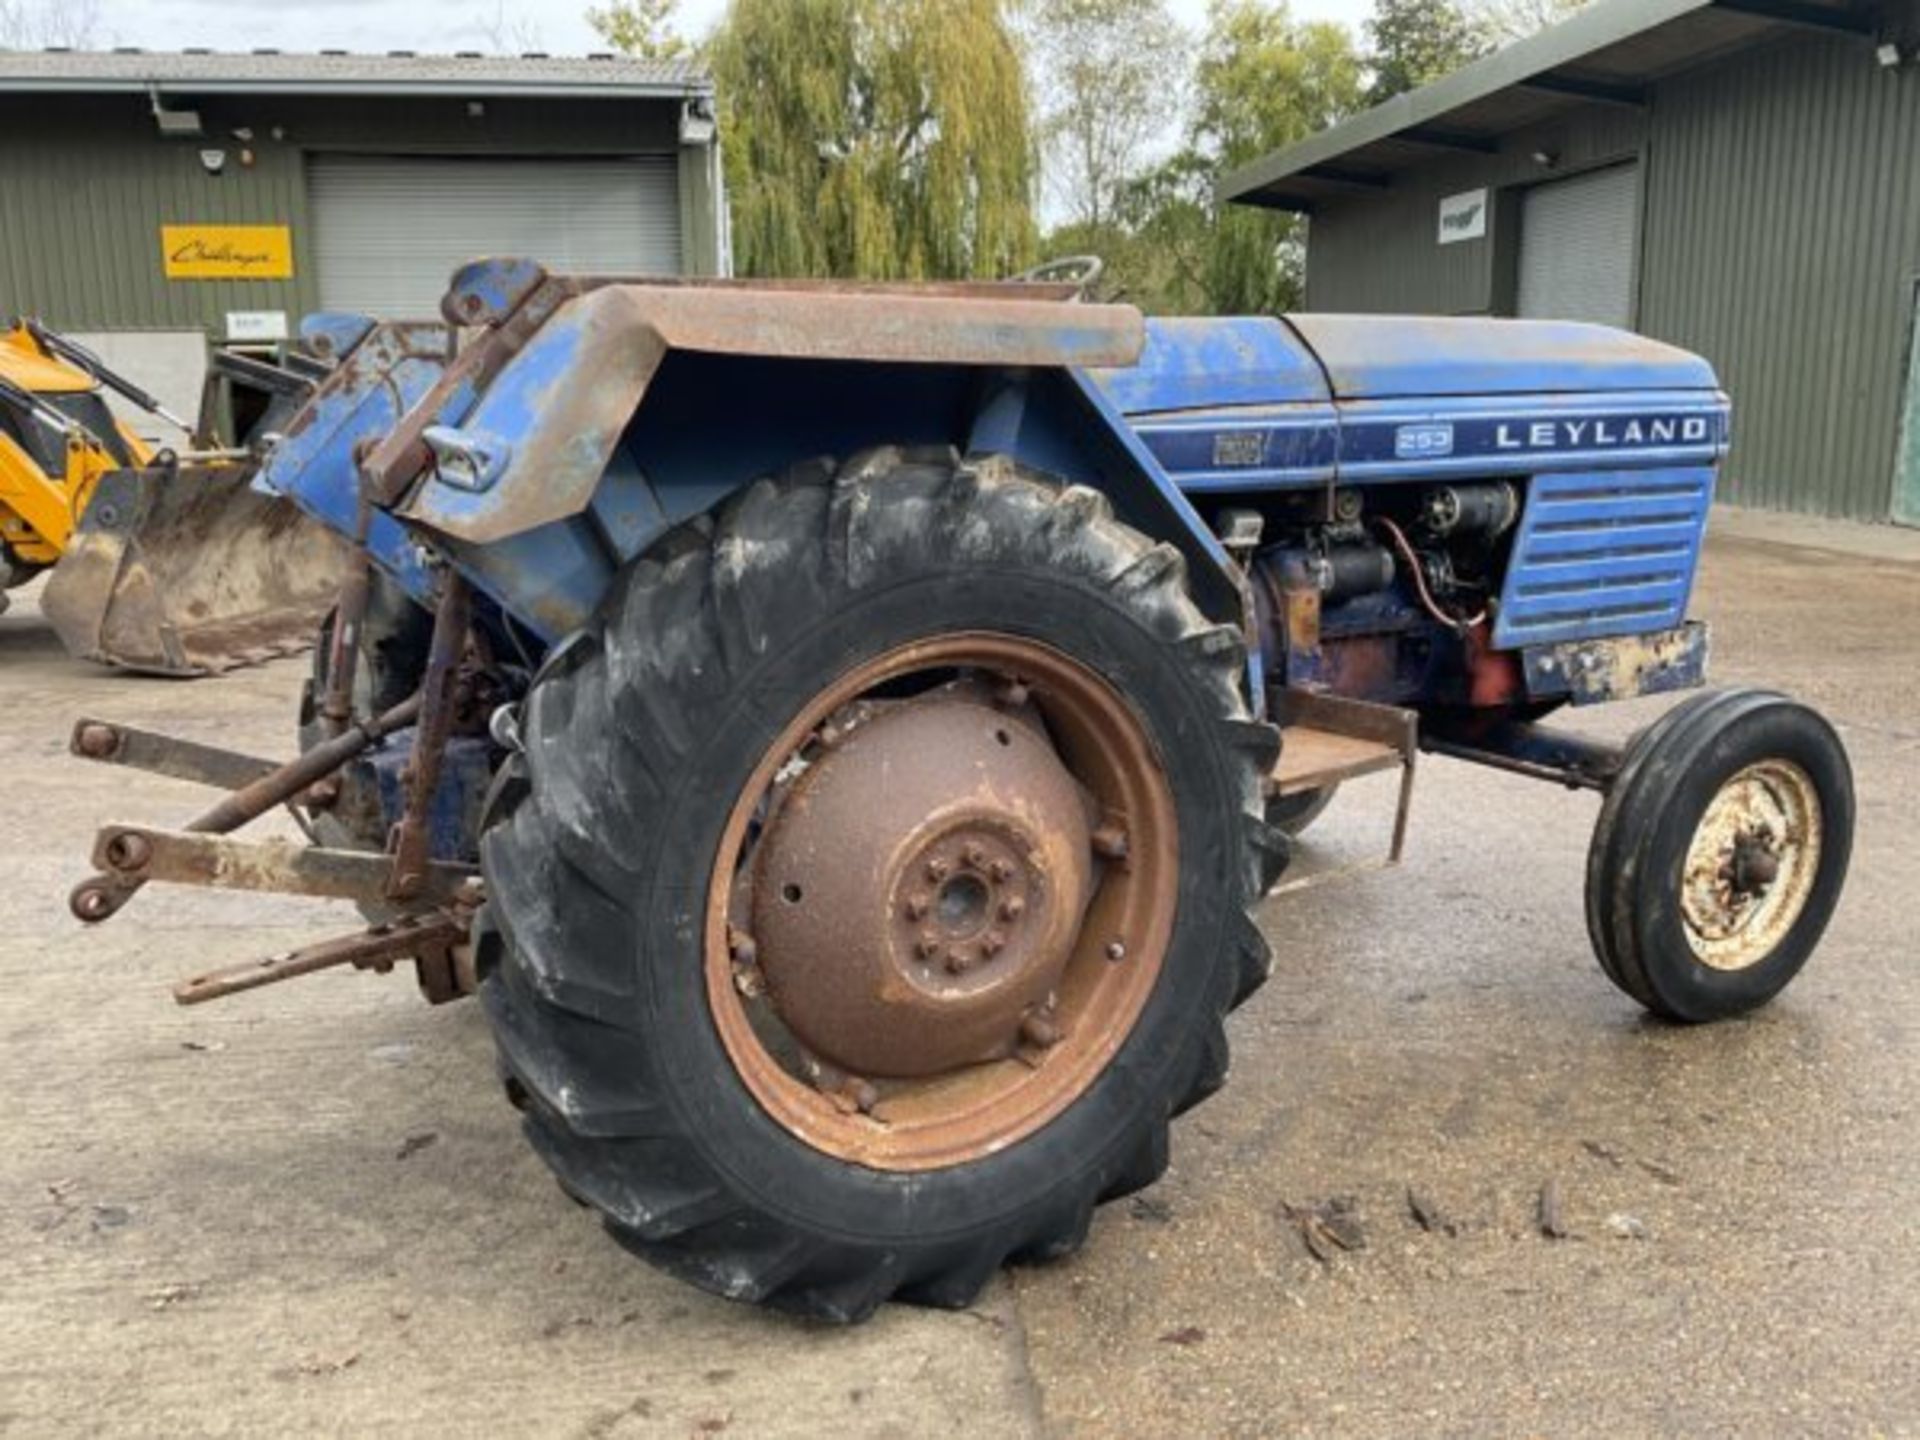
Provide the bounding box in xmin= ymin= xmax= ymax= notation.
xmin=68 ymin=258 xmax=1854 ymax=1322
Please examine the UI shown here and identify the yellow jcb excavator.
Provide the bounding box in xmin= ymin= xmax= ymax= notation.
xmin=0 ymin=320 xmax=348 ymax=674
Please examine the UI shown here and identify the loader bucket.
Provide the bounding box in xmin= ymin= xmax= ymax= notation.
xmin=40 ymin=462 xmax=350 ymax=676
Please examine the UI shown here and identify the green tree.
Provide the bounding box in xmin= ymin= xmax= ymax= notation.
xmin=1080 ymin=0 xmax=1361 ymax=315
xmin=1029 ymin=0 xmax=1189 ymax=236
xmin=586 ymin=0 xmax=689 ymax=59
xmin=1365 ymin=0 xmax=1487 ymax=102
xmin=705 ymin=0 xmax=1037 ymax=280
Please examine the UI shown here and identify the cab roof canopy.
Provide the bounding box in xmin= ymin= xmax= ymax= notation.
xmin=1219 ymin=0 xmax=1886 ymax=213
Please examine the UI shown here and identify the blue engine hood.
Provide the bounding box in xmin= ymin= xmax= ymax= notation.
xmin=1085 ymin=314 xmax=1719 ymax=414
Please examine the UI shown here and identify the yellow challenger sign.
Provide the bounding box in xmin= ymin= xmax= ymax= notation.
xmin=161 ymin=225 xmax=294 ymax=280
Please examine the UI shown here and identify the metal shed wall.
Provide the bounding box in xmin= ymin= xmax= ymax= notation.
xmin=1301 ymin=26 xmax=1920 ymax=520
xmin=1299 ymin=107 xmax=1649 ymax=315
xmin=1638 ymin=32 xmax=1920 ymax=520
xmin=0 ymin=91 xmax=721 ymax=335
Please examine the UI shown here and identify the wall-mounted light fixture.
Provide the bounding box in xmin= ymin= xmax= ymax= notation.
xmin=1530 ymin=149 xmax=1560 ymax=168
xmin=1875 ymin=40 xmax=1904 ymax=67
xmin=680 ymin=95 xmax=716 ymax=146
xmin=149 ymin=83 xmax=203 ymax=137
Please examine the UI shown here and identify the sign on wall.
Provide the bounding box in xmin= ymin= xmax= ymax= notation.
xmin=1437 ymin=189 xmax=1489 ymax=245
xmin=161 ymin=225 xmax=295 ymax=280
xmin=226 ymin=311 xmax=290 ymax=342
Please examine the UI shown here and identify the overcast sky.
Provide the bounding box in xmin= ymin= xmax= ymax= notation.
xmin=84 ymin=0 xmax=1375 ymax=60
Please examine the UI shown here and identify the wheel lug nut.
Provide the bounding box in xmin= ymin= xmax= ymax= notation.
xmin=963 ymin=842 xmax=987 ymax=869
xmin=904 ymin=893 xmax=930 ymax=920
xmin=75 ymin=723 xmax=120 ymax=759
xmin=989 ymin=859 xmax=1014 ymax=882
xmin=997 ymin=678 xmax=1030 ymax=708
xmin=1105 ymin=940 xmax=1127 ymax=962
xmin=927 ymin=858 xmax=951 ymax=882
xmin=915 ymin=934 xmax=940 ymax=960
xmin=1091 ymin=823 xmax=1129 ymax=860
xmin=944 ymin=947 xmax=975 ymax=975
xmin=999 ymin=896 xmax=1024 ymax=921
xmin=1020 ymin=1013 xmax=1061 ymax=1048
xmin=981 ymin=930 xmax=1006 ymax=957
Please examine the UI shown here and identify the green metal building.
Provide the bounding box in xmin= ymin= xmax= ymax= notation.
xmin=1222 ymin=0 xmax=1920 ymax=523
xmin=0 ymin=49 xmax=725 ymax=421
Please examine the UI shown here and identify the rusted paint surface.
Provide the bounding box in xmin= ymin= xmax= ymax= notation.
xmin=385 ymin=573 xmax=470 ymax=902
xmin=395 ymin=279 xmax=1145 ymax=546
xmin=174 ymin=911 xmax=470 ymax=1007
xmin=92 ymin=825 xmax=477 ymax=907
xmin=359 ymin=286 xmax=571 ymax=510
xmin=1523 ymin=620 xmax=1711 ymax=706
xmin=705 ymin=633 xmax=1177 ymax=1172
xmin=1680 ymin=758 xmax=1823 ymax=971
xmin=69 ymin=692 xmax=424 ymax=924
xmin=1464 ymin=622 xmax=1526 ymax=709
xmin=749 ymin=687 xmax=1095 ymax=1079
xmin=1419 ymin=714 xmax=1625 ymax=793
xmin=68 ymin=718 xmax=278 ymax=791
xmin=1265 ymin=689 xmax=1420 ymax=892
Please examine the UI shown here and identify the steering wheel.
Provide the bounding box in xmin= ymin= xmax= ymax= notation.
xmin=1011 ymin=255 xmax=1106 ymax=297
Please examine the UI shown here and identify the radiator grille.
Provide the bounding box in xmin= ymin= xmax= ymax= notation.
xmin=1493 ymin=467 xmax=1714 ymax=649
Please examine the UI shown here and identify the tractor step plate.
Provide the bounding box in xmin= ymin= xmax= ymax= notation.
xmin=1272 ymin=726 xmax=1404 ymax=795
xmin=1267 ymin=690 xmax=1420 ymax=896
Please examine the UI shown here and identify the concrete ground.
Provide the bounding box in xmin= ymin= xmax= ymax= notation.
xmin=2 ymin=510 xmax=1916 ymax=1437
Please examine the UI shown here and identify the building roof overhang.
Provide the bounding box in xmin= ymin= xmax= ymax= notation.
xmin=1219 ymin=0 xmax=1886 ymax=212
xmin=0 ymin=48 xmax=712 ymax=102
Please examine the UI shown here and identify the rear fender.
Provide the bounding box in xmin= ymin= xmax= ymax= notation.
xmin=405 ymin=346 xmax=1252 ymax=655
xmin=393 ymin=276 xmax=1148 ymax=547
xmin=376 ymin=271 xmax=1250 ymax=653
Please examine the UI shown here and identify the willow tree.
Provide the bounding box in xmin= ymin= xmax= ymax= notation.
xmin=705 ymin=0 xmax=1037 ymax=280
xmin=1092 ymin=1 xmax=1359 ymax=314
xmin=1194 ymin=0 xmax=1363 ymax=314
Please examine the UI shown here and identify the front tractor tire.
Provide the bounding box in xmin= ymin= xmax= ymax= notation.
xmin=1586 ymin=688 xmax=1854 ymax=1022
xmin=477 ymin=449 xmax=1279 ymax=1322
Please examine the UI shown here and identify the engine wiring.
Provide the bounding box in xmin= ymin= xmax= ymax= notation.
xmin=1371 ymin=514 xmax=1489 ymax=634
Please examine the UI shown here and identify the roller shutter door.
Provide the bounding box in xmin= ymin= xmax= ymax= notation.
xmin=309 ymin=155 xmax=682 ymax=316
xmin=1516 ymin=163 xmax=1639 ymax=328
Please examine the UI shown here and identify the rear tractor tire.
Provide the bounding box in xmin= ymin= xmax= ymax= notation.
xmin=476 ymin=448 xmax=1279 ymax=1322
xmin=1585 ymin=687 xmax=1853 ymax=1022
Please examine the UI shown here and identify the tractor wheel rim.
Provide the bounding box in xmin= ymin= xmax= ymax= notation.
xmin=1680 ymin=758 xmax=1823 ymax=971
xmin=704 ymin=633 xmax=1178 ymax=1172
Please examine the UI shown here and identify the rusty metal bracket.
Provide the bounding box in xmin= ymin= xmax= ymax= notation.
xmin=91 ymin=826 xmax=476 ymax=908
xmin=361 ymin=278 xmax=576 ymax=508
xmin=319 ymin=476 xmax=379 ymax=740
xmin=1420 ymin=715 xmax=1624 ymax=793
xmin=69 ymin=691 xmax=423 ymax=924
xmin=70 ymin=719 xmax=278 ymax=791
xmin=385 ymin=571 xmax=470 ymax=903
xmin=174 ymin=911 xmax=472 ymax=1007
xmin=1267 ymin=690 xmax=1420 ymax=897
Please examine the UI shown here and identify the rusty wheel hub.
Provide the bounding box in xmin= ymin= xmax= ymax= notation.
xmin=706 ymin=634 xmax=1179 ymax=1171
xmin=751 ymin=693 xmax=1094 ymax=1078
xmin=1680 ymin=758 xmax=1823 ymax=971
